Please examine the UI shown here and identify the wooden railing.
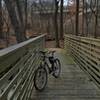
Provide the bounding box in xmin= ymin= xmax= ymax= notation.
xmin=0 ymin=34 xmax=45 ymax=100
xmin=64 ymin=35 xmax=100 ymax=88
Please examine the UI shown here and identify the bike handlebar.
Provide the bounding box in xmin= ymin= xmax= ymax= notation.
xmin=39 ymin=50 xmax=56 ymax=56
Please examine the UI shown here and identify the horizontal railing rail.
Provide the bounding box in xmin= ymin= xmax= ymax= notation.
xmin=0 ymin=34 xmax=45 ymax=100
xmin=64 ymin=34 xmax=100 ymax=88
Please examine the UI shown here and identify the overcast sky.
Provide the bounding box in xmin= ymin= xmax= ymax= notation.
xmin=64 ymin=0 xmax=68 ymax=6
xmin=29 ymin=0 xmax=68 ymax=5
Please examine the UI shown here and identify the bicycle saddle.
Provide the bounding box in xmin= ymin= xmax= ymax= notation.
xmin=39 ymin=51 xmax=47 ymax=55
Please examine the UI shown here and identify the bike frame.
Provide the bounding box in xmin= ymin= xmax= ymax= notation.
xmin=40 ymin=53 xmax=55 ymax=74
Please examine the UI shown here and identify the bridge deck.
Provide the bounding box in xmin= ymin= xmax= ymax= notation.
xmin=31 ymin=49 xmax=100 ymax=100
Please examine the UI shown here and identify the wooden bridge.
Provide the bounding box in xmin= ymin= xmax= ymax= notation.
xmin=0 ymin=35 xmax=100 ymax=100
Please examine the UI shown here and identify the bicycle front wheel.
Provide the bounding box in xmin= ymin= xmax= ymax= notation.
xmin=34 ymin=67 xmax=47 ymax=91
xmin=52 ymin=59 xmax=61 ymax=78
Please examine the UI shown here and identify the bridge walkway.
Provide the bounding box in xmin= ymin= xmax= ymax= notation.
xmin=31 ymin=48 xmax=100 ymax=100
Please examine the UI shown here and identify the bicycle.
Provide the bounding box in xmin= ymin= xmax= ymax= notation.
xmin=34 ymin=50 xmax=61 ymax=91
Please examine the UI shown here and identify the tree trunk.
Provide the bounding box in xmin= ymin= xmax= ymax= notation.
xmin=24 ymin=0 xmax=28 ymax=34
xmin=82 ymin=0 xmax=84 ymax=36
xmin=94 ymin=0 xmax=98 ymax=38
xmin=75 ymin=0 xmax=79 ymax=36
xmin=0 ymin=0 xmax=3 ymax=38
xmin=60 ymin=0 xmax=63 ymax=40
xmin=54 ymin=0 xmax=60 ymax=47
xmin=15 ymin=0 xmax=24 ymax=25
xmin=4 ymin=0 xmax=26 ymax=43
xmin=16 ymin=0 xmax=28 ymax=37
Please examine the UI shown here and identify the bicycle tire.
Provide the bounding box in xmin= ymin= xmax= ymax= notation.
xmin=52 ymin=59 xmax=61 ymax=78
xmin=34 ymin=66 xmax=48 ymax=91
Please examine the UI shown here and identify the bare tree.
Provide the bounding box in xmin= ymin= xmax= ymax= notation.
xmin=30 ymin=0 xmax=55 ymax=35
xmin=24 ymin=0 xmax=28 ymax=33
xmin=54 ymin=0 xmax=60 ymax=47
xmin=75 ymin=0 xmax=79 ymax=35
xmin=4 ymin=0 xmax=26 ymax=43
xmin=82 ymin=0 xmax=84 ymax=36
xmin=15 ymin=0 xmax=24 ymax=26
xmin=16 ymin=0 xmax=28 ymax=36
xmin=2 ymin=4 xmax=11 ymax=46
xmin=0 ymin=0 xmax=3 ymax=38
xmin=60 ymin=0 xmax=63 ymax=40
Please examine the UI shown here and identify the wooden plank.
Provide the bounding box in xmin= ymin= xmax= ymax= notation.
xmin=70 ymin=39 xmax=100 ymax=54
xmin=31 ymin=50 xmax=100 ymax=100
xmin=0 ymin=35 xmax=45 ymax=77
xmin=64 ymin=35 xmax=100 ymax=89
xmin=0 ymin=34 xmax=45 ymax=57
xmin=71 ymin=43 xmax=100 ymax=76
xmin=71 ymin=52 xmax=100 ymax=88
xmin=65 ymin=35 xmax=100 ymax=47
xmin=71 ymin=48 xmax=100 ymax=82
xmin=0 ymin=35 xmax=45 ymax=100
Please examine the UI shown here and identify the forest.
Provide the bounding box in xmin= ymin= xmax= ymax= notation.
xmin=0 ymin=0 xmax=100 ymax=49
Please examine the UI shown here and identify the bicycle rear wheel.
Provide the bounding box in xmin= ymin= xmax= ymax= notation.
xmin=34 ymin=67 xmax=47 ymax=91
xmin=52 ymin=59 xmax=61 ymax=78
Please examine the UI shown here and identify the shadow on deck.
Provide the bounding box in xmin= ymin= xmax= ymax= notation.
xmin=31 ymin=48 xmax=100 ymax=100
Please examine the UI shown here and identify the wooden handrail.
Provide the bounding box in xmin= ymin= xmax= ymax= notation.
xmin=0 ymin=34 xmax=45 ymax=57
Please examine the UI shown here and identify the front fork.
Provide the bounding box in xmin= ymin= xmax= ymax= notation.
xmin=49 ymin=63 xmax=55 ymax=74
